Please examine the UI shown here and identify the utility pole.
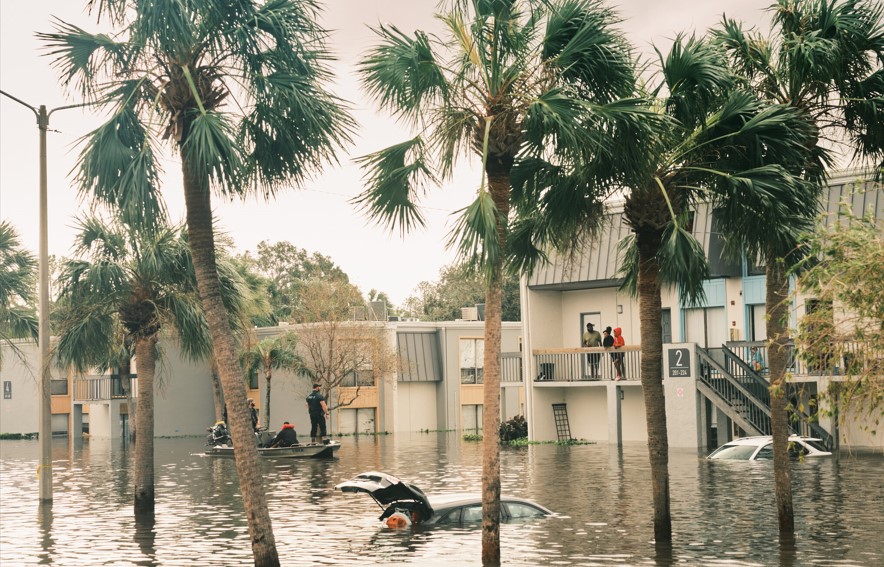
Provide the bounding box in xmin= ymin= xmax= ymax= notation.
xmin=1 ymin=89 xmax=90 ymax=504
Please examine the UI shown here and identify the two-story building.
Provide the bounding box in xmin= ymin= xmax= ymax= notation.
xmin=519 ymin=171 xmax=882 ymax=450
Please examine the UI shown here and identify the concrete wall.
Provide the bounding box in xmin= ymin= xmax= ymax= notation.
xmin=619 ymin=385 xmax=648 ymax=442
xmin=0 ymin=341 xmax=40 ymax=435
xmin=395 ymin=382 xmax=438 ymax=432
xmin=565 ymin=387 xmax=608 ymax=442
xmin=151 ymin=339 xmax=216 ymax=436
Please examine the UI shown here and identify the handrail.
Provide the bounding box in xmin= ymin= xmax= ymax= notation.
xmin=697 ymin=347 xmax=772 ymax=435
xmin=720 ymin=345 xmax=771 ymax=405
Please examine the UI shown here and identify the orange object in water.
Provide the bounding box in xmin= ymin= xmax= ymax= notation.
xmin=385 ymin=512 xmax=410 ymax=528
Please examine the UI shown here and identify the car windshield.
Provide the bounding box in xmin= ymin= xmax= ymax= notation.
xmin=709 ymin=444 xmax=758 ymax=460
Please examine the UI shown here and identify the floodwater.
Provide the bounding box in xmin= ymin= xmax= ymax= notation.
xmin=1 ymin=433 xmax=882 ymax=566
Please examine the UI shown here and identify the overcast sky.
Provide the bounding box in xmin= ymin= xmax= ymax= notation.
xmin=0 ymin=0 xmax=773 ymax=305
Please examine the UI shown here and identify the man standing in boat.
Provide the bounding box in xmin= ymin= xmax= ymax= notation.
xmin=306 ymin=383 xmax=329 ymax=443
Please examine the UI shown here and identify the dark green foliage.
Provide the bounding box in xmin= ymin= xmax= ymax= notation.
xmin=499 ymin=414 xmax=528 ymax=443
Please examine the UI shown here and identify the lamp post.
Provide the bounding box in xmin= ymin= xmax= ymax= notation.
xmin=1 ymin=89 xmax=90 ymax=504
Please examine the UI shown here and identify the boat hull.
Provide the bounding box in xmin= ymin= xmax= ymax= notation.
xmin=204 ymin=440 xmax=341 ymax=459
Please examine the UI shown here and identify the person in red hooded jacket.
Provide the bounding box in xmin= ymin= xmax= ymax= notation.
xmin=612 ymin=327 xmax=625 ymax=380
xmin=269 ymin=422 xmax=299 ymax=448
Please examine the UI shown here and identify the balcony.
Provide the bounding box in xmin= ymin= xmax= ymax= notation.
xmin=532 ymin=347 xmax=641 ymax=383
xmin=73 ymin=374 xmax=138 ymax=402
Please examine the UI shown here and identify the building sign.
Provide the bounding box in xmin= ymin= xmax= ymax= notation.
xmin=668 ymin=348 xmax=690 ymax=378
xmin=3 ymin=381 xmax=11 ymax=399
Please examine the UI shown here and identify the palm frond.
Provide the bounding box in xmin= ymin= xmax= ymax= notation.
xmin=543 ymin=0 xmax=635 ymax=102
xmin=657 ymin=221 xmax=708 ymax=307
xmin=446 ymin=190 xmax=504 ymax=282
xmin=353 ymin=138 xmax=434 ymax=235
xmin=181 ymin=110 xmax=243 ymax=194
xmin=360 ymin=24 xmax=448 ymax=125
xmin=75 ymin=105 xmax=166 ymax=230
xmin=38 ymin=18 xmax=128 ymax=100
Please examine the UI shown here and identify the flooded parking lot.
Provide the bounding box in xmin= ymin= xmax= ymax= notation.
xmin=1 ymin=432 xmax=882 ymax=565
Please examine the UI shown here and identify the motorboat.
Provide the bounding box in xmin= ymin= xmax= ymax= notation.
xmin=204 ymin=440 xmax=341 ymax=459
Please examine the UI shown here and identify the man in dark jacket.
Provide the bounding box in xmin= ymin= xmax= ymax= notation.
xmin=305 ymin=383 xmax=329 ymax=443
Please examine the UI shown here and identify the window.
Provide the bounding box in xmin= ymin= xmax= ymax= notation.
xmin=342 ymin=367 xmax=375 ymax=387
xmin=460 ymin=338 xmax=484 ymax=384
xmin=50 ymin=379 xmax=68 ymax=396
xmin=247 ymin=365 xmax=259 ymax=389
xmin=755 ymin=445 xmax=773 ymax=460
xmin=461 ymin=505 xmax=483 ymax=522
xmin=505 ymin=502 xmax=545 ymax=520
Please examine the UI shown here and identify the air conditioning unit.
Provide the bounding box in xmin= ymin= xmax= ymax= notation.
xmin=461 ymin=307 xmax=478 ymax=321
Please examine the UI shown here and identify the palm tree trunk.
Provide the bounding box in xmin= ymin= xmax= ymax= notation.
xmin=181 ymin=156 xmax=279 ymax=566
xmin=264 ymin=368 xmax=272 ymax=429
xmin=636 ymin=232 xmax=672 ymax=542
xmin=766 ymin=259 xmax=794 ymax=534
xmin=210 ymin=356 xmax=224 ymax=423
xmin=481 ymin=166 xmax=509 ymax=566
xmin=133 ymin=335 xmax=157 ymax=512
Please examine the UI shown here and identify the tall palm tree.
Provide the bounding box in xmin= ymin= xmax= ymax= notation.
xmin=713 ymin=0 xmax=884 ymax=534
xmin=42 ymin=2 xmax=352 ymax=562
xmin=54 ymin=215 xmax=250 ymax=513
xmin=0 ymin=221 xmax=38 ymax=364
xmin=240 ymin=333 xmax=301 ymax=429
xmin=591 ymin=35 xmax=815 ymax=542
xmin=357 ymin=1 xmax=649 ymax=561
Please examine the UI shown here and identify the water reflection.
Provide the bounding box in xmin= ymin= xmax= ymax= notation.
xmin=134 ymin=511 xmax=157 ymax=564
xmin=0 ymin=434 xmax=882 ymax=566
xmin=37 ymin=504 xmax=53 ymax=565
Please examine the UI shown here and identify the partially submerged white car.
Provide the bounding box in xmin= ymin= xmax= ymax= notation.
xmin=707 ymin=435 xmax=832 ymax=461
xmin=335 ymin=471 xmax=552 ymax=526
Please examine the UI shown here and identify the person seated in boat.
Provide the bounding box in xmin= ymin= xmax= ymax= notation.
xmin=268 ymin=421 xmax=299 ymax=448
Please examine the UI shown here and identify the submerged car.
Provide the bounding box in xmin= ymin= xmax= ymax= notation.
xmin=335 ymin=471 xmax=552 ymax=526
xmin=707 ymin=435 xmax=832 ymax=461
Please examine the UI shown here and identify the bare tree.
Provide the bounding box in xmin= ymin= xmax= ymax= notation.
xmin=293 ymin=280 xmax=399 ymax=416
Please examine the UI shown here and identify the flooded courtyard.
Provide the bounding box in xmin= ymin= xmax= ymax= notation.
xmin=1 ymin=432 xmax=882 ymax=565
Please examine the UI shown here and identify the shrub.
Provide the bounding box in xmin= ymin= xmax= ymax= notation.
xmin=499 ymin=415 xmax=528 ymax=443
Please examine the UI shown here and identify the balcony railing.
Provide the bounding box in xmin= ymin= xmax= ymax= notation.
xmin=500 ymin=352 xmax=523 ymax=383
xmin=532 ymin=346 xmax=641 ymax=383
xmin=726 ymin=340 xmax=878 ymax=378
xmin=73 ymin=374 xmax=138 ymax=402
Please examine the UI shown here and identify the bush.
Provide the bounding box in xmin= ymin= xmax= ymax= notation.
xmin=499 ymin=415 xmax=528 ymax=443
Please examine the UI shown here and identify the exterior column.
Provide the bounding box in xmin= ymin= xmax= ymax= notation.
xmin=607 ymin=382 xmax=622 ymax=446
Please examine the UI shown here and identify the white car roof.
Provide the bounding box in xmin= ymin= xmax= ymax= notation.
xmin=724 ymin=435 xmax=823 ymax=447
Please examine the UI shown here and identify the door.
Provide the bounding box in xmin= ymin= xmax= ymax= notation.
xmin=661 ymin=309 xmax=672 ymax=344
xmin=749 ymin=304 xmax=767 ymax=341
xmin=685 ymin=307 xmax=727 ymax=348
xmin=579 ymin=312 xmax=602 ymax=344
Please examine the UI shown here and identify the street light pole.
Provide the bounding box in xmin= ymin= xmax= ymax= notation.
xmin=1 ymin=89 xmax=91 ymax=504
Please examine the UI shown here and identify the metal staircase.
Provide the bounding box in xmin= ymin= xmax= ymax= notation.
xmin=696 ymin=346 xmax=834 ymax=449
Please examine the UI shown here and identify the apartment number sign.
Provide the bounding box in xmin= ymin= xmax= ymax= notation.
xmin=668 ymin=348 xmax=690 ymax=378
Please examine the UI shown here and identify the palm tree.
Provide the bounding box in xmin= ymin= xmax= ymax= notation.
xmin=54 ymin=215 xmax=249 ymax=513
xmin=357 ymin=1 xmax=648 ymax=561
xmin=240 ymin=333 xmax=301 ymax=429
xmin=593 ymin=35 xmax=816 ymax=542
xmin=0 ymin=221 xmax=38 ymax=364
xmin=42 ymin=2 xmax=352 ymax=562
xmin=713 ymin=0 xmax=884 ymax=534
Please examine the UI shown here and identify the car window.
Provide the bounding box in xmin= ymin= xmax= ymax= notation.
xmin=505 ymin=502 xmax=545 ymax=519
xmin=788 ymin=441 xmax=809 ymax=459
xmin=709 ymin=444 xmax=758 ymax=460
xmin=755 ymin=444 xmax=773 ymax=460
xmin=436 ymin=509 xmax=461 ymax=525
xmin=461 ymin=505 xmax=483 ymax=523
xmin=803 ymin=439 xmax=828 ymax=452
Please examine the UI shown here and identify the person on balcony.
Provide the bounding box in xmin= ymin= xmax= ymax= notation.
xmin=612 ymin=327 xmax=625 ymax=380
xmin=750 ymin=347 xmax=765 ymax=372
xmin=268 ymin=421 xmax=299 ymax=448
xmin=583 ymin=322 xmax=602 ymax=379
xmin=248 ymin=398 xmax=260 ymax=432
